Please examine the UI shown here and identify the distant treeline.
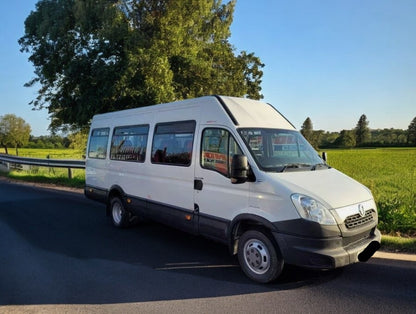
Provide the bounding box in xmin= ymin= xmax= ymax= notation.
xmin=25 ymin=135 xmax=71 ymax=149
xmin=301 ymin=115 xmax=416 ymax=149
xmin=317 ymin=128 xmax=410 ymax=149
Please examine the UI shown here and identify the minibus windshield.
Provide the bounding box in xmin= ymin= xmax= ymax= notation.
xmin=239 ymin=128 xmax=326 ymax=172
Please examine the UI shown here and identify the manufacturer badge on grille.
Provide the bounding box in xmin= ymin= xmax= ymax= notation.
xmin=358 ymin=204 xmax=366 ymax=217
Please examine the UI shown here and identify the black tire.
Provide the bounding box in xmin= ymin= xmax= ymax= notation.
xmin=110 ymin=197 xmax=131 ymax=228
xmin=237 ymin=230 xmax=284 ymax=283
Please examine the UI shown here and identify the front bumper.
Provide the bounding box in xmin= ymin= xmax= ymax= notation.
xmin=273 ymin=227 xmax=381 ymax=269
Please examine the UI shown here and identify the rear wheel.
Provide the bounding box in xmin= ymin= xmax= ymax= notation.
xmin=237 ymin=230 xmax=284 ymax=283
xmin=110 ymin=197 xmax=131 ymax=228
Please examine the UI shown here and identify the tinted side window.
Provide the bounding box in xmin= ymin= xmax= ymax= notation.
xmin=110 ymin=125 xmax=149 ymax=162
xmin=88 ymin=128 xmax=110 ymax=159
xmin=151 ymin=121 xmax=196 ymax=166
xmin=201 ymin=128 xmax=243 ymax=177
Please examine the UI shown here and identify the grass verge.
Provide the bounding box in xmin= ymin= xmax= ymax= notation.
xmin=0 ymin=169 xmax=85 ymax=189
xmin=381 ymin=235 xmax=416 ymax=254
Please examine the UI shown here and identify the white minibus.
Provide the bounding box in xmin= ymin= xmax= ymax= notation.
xmin=85 ymin=95 xmax=381 ymax=283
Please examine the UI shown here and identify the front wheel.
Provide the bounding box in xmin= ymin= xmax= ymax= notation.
xmin=237 ymin=230 xmax=284 ymax=283
xmin=110 ymin=197 xmax=131 ymax=228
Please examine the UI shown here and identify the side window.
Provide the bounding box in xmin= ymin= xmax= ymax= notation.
xmin=88 ymin=128 xmax=110 ymax=159
xmin=151 ymin=121 xmax=196 ymax=166
xmin=110 ymin=125 xmax=149 ymax=162
xmin=201 ymin=128 xmax=243 ymax=177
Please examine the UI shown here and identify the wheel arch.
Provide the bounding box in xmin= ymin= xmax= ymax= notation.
xmin=106 ymin=185 xmax=126 ymax=216
xmin=228 ymin=214 xmax=279 ymax=255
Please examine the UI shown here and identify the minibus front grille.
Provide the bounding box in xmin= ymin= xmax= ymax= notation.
xmin=344 ymin=209 xmax=375 ymax=229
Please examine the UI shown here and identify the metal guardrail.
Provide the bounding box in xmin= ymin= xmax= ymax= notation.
xmin=0 ymin=154 xmax=85 ymax=179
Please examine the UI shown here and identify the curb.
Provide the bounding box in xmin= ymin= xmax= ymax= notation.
xmin=373 ymin=251 xmax=416 ymax=262
xmin=0 ymin=175 xmax=84 ymax=194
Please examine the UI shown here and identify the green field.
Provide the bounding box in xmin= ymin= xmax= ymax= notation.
xmin=2 ymin=148 xmax=84 ymax=159
xmin=2 ymin=147 xmax=416 ymax=235
xmin=325 ymin=148 xmax=416 ymax=235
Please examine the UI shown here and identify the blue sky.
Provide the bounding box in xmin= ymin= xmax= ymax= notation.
xmin=1 ymin=0 xmax=415 ymax=136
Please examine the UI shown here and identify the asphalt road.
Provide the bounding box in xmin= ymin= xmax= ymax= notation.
xmin=1 ymin=179 xmax=415 ymax=313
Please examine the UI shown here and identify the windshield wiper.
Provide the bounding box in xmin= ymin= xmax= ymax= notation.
xmin=280 ymin=163 xmax=312 ymax=172
xmin=311 ymin=163 xmax=331 ymax=171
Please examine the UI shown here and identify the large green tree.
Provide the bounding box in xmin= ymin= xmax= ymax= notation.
xmin=0 ymin=114 xmax=32 ymax=155
xmin=355 ymin=114 xmax=371 ymax=146
xmin=19 ymin=0 xmax=264 ymax=132
xmin=300 ymin=117 xmax=323 ymax=149
xmin=300 ymin=117 xmax=313 ymax=142
xmin=407 ymin=116 xmax=416 ymax=145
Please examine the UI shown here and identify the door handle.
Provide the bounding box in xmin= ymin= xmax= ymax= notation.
xmin=194 ymin=179 xmax=203 ymax=191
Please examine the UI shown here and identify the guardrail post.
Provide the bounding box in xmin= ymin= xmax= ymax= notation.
xmin=68 ymin=168 xmax=73 ymax=179
xmin=0 ymin=161 xmax=10 ymax=172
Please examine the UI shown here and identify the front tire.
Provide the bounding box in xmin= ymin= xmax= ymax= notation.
xmin=237 ymin=230 xmax=284 ymax=283
xmin=110 ymin=197 xmax=131 ymax=228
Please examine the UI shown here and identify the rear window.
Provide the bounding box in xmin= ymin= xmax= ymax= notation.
xmin=88 ymin=128 xmax=110 ymax=159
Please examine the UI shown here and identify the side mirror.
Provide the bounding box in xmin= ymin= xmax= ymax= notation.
xmin=231 ymin=154 xmax=248 ymax=184
xmin=322 ymin=151 xmax=328 ymax=162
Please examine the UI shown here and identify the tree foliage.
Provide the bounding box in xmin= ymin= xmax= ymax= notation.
xmin=67 ymin=130 xmax=89 ymax=152
xmin=335 ymin=130 xmax=356 ymax=148
xmin=300 ymin=117 xmax=313 ymax=141
xmin=407 ymin=116 xmax=416 ymax=145
xmin=26 ymin=135 xmax=70 ymax=149
xmin=0 ymin=114 xmax=32 ymax=155
xmin=370 ymin=129 xmax=407 ymax=145
xmin=355 ymin=114 xmax=371 ymax=146
xmin=300 ymin=117 xmax=321 ymax=149
xmin=19 ymin=0 xmax=264 ymax=132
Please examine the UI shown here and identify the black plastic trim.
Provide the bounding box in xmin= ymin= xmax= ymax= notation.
xmin=102 ymin=190 xmax=229 ymax=238
xmin=266 ymin=103 xmax=296 ymax=129
xmin=146 ymin=198 xmax=196 ymax=233
xmin=198 ymin=212 xmax=230 ymax=244
xmin=273 ymin=218 xmax=341 ymax=238
xmin=194 ymin=179 xmax=203 ymax=190
xmin=272 ymin=228 xmax=381 ymax=269
xmin=230 ymin=213 xmax=278 ymax=236
xmin=112 ymin=189 xmax=231 ymax=242
xmin=214 ymin=95 xmax=239 ymax=126
xmin=84 ymin=185 xmax=108 ymax=204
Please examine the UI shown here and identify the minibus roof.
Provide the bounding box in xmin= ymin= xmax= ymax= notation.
xmin=218 ymin=96 xmax=296 ymax=129
xmin=91 ymin=95 xmax=296 ymax=130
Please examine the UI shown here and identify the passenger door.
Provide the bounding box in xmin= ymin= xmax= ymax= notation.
xmin=194 ymin=127 xmax=249 ymax=242
xmin=146 ymin=120 xmax=197 ymax=233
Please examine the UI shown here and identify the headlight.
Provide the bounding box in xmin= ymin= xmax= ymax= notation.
xmin=291 ymin=194 xmax=337 ymax=225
